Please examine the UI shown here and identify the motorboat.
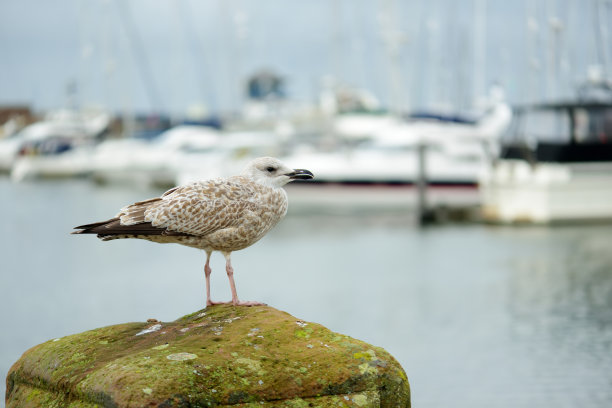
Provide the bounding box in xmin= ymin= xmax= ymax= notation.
xmin=90 ymin=125 xmax=220 ymax=187
xmin=6 ymin=109 xmax=111 ymax=181
xmin=283 ymin=100 xmax=512 ymax=187
xmin=268 ymin=101 xmax=510 ymax=214
xmin=479 ymin=98 xmax=612 ymax=223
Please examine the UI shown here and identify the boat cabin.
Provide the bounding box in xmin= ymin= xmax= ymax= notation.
xmin=499 ymin=102 xmax=612 ymax=163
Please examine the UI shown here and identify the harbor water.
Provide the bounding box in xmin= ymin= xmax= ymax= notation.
xmin=1 ymin=178 xmax=612 ymax=407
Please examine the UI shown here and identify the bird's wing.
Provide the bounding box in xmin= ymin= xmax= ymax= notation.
xmin=116 ymin=197 xmax=163 ymax=225
xmin=137 ymin=177 xmax=262 ymax=236
xmin=74 ymin=177 xmax=263 ymax=238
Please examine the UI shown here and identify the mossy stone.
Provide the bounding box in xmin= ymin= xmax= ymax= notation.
xmin=6 ymin=305 xmax=410 ymax=407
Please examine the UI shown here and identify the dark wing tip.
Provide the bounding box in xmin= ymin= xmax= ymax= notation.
xmin=72 ymin=219 xmax=119 ymax=235
xmin=72 ymin=217 xmax=193 ymax=238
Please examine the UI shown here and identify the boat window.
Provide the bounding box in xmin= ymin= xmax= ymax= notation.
xmin=574 ymin=107 xmax=612 ymax=143
xmin=523 ymin=108 xmax=571 ymax=143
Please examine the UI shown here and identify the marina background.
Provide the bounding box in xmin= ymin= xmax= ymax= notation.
xmin=2 ymin=0 xmax=612 ymax=407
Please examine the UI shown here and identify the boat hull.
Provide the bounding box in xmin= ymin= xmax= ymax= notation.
xmin=480 ymin=160 xmax=612 ymax=223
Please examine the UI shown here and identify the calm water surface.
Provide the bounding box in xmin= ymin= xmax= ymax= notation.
xmin=1 ymin=178 xmax=612 ymax=407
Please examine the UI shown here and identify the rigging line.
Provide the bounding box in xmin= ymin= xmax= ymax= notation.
xmin=594 ymin=0 xmax=611 ymax=75
xmin=175 ymin=0 xmax=216 ymax=108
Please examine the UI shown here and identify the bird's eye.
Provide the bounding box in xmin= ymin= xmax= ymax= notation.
xmin=266 ymin=166 xmax=275 ymax=173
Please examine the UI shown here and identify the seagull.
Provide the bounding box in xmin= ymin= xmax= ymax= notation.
xmin=73 ymin=157 xmax=313 ymax=307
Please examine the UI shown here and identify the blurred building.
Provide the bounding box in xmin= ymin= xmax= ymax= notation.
xmin=0 ymin=106 xmax=35 ymax=139
xmin=246 ymin=70 xmax=286 ymax=101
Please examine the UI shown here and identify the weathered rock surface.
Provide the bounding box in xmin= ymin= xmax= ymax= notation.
xmin=6 ymin=305 xmax=410 ymax=407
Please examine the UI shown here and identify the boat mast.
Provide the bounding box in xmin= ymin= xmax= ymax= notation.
xmin=378 ymin=0 xmax=408 ymax=115
xmin=594 ymin=0 xmax=611 ymax=78
xmin=546 ymin=0 xmax=564 ymax=100
xmin=174 ymin=0 xmax=215 ymax=112
xmin=472 ymin=0 xmax=486 ymax=106
xmin=114 ymin=0 xmax=165 ymax=112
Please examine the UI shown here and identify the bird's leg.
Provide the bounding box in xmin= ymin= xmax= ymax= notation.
xmin=204 ymin=251 xmax=216 ymax=307
xmin=224 ymin=253 xmax=240 ymax=305
xmin=222 ymin=252 xmax=266 ymax=307
xmin=204 ymin=251 xmax=235 ymax=307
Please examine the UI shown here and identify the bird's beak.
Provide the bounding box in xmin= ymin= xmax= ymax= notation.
xmin=286 ymin=169 xmax=314 ymax=180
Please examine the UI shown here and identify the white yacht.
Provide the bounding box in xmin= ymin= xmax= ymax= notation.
xmin=6 ymin=109 xmax=111 ymax=181
xmin=283 ymin=101 xmax=512 ymax=187
xmin=90 ymin=125 xmax=220 ymax=187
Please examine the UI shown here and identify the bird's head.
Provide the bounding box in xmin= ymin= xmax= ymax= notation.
xmin=242 ymin=157 xmax=314 ymax=188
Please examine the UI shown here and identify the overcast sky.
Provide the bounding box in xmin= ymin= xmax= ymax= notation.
xmin=0 ymin=0 xmax=609 ymax=115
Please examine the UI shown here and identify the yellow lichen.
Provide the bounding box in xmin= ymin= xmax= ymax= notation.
xmin=353 ymin=349 xmax=377 ymax=361
xmin=352 ymin=394 xmax=368 ymax=406
xmin=235 ymin=357 xmax=265 ymax=376
xmin=358 ymin=363 xmax=378 ymax=376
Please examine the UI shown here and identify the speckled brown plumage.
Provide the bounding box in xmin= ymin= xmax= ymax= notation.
xmin=73 ymin=157 xmax=313 ymax=307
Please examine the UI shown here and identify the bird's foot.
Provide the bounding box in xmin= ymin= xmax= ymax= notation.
xmin=206 ymin=300 xmax=231 ymax=307
xmin=234 ymin=300 xmax=267 ymax=307
xmin=206 ymin=300 xmax=267 ymax=307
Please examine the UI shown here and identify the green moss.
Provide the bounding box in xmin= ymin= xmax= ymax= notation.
xmin=294 ymin=327 xmax=313 ymax=339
